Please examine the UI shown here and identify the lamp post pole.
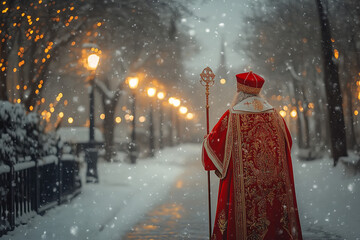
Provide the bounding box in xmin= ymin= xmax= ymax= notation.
xmin=157 ymin=92 xmax=165 ymax=149
xmin=130 ymin=91 xmax=137 ymax=163
xmin=128 ymin=77 xmax=139 ymax=164
xmin=149 ymin=102 xmax=155 ymax=156
xmin=168 ymin=106 xmax=173 ymax=147
xmin=86 ymin=53 xmax=100 ymax=183
xmin=158 ymin=101 xmax=163 ymax=149
xmin=175 ymin=112 xmax=180 ymax=144
xmin=178 ymin=106 xmax=188 ymax=143
xmin=147 ymin=87 xmax=156 ymax=157
xmin=89 ymin=77 xmax=95 ymax=143
xmin=172 ymin=98 xmax=181 ymax=145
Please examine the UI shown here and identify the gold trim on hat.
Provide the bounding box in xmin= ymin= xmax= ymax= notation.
xmin=237 ymin=83 xmax=261 ymax=94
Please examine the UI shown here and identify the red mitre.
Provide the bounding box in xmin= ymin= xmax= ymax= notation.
xmin=236 ymin=71 xmax=265 ymax=94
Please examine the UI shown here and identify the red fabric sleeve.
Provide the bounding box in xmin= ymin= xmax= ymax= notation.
xmin=202 ymin=110 xmax=230 ymax=172
xmin=281 ymin=116 xmax=303 ymax=238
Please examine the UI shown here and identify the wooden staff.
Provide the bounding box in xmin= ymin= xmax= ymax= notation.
xmin=200 ymin=67 xmax=215 ymax=239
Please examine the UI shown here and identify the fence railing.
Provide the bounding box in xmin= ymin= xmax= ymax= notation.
xmin=0 ymin=154 xmax=81 ymax=236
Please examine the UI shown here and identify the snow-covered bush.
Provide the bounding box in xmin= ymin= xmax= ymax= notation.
xmin=0 ymin=101 xmax=60 ymax=165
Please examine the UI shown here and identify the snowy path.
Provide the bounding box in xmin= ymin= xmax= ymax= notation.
xmin=2 ymin=144 xmax=201 ymax=240
xmin=122 ymin=151 xmax=358 ymax=240
xmin=123 ymin=157 xmax=218 ymax=239
xmin=1 ymin=144 xmax=359 ymax=240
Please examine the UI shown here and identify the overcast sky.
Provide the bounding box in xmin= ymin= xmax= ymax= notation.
xmin=186 ymin=0 xmax=248 ymax=77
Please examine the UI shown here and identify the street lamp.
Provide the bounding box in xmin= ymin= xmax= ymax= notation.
xmin=128 ymin=77 xmax=139 ymax=164
xmin=167 ymin=97 xmax=175 ymax=146
xmin=157 ymin=91 xmax=165 ymax=149
xmin=179 ymin=106 xmax=188 ymax=115
xmin=86 ymin=52 xmax=100 ymax=183
xmin=147 ymin=87 xmax=156 ymax=157
xmin=186 ymin=112 xmax=194 ymax=120
xmin=172 ymin=98 xmax=181 ymax=144
xmin=178 ymin=105 xmax=188 ymax=143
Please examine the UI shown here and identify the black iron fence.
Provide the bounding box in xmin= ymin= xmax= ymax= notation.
xmin=0 ymin=154 xmax=81 ymax=236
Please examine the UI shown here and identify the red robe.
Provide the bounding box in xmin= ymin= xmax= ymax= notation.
xmin=202 ymin=97 xmax=303 ymax=240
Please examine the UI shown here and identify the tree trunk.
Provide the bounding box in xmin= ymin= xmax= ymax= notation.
xmin=316 ymin=0 xmax=347 ymax=165
xmin=345 ymin=82 xmax=356 ymax=149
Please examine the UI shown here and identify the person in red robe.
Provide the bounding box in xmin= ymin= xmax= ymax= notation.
xmin=202 ymin=72 xmax=303 ymax=240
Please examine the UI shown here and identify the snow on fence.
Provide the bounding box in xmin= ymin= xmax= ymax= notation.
xmin=0 ymin=154 xmax=81 ymax=236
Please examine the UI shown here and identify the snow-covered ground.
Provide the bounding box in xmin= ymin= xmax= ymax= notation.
xmin=1 ymin=144 xmax=359 ymax=240
xmin=2 ymin=144 xmax=201 ymax=240
xmin=293 ymin=149 xmax=360 ymax=240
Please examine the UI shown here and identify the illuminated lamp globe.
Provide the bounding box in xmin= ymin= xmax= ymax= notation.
xmin=290 ymin=109 xmax=297 ymax=118
xmin=128 ymin=77 xmax=139 ymax=89
xmin=157 ymin=92 xmax=165 ymax=100
xmin=87 ymin=53 xmax=100 ymax=70
xmin=173 ymin=98 xmax=181 ymax=107
xmin=179 ymin=106 xmax=188 ymax=114
xmin=186 ymin=113 xmax=194 ymax=120
xmin=147 ymin=87 xmax=156 ymax=97
xmin=168 ymin=97 xmax=175 ymax=105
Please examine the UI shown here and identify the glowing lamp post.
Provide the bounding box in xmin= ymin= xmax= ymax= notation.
xmin=128 ymin=77 xmax=139 ymax=164
xmin=179 ymin=106 xmax=188 ymax=115
xmin=86 ymin=52 xmax=100 ymax=183
xmin=167 ymin=97 xmax=175 ymax=146
xmin=147 ymin=87 xmax=156 ymax=157
xmin=87 ymin=54 xmax=100 ymax=70
xmin=172 ymin=98 xmax=181 ymax=144
xmin=157 ymin=91 xmax=165 ymax=149
xmin=186 ymin=112 xmax=194 ymax=120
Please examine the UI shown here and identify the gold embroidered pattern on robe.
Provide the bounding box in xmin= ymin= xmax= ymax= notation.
xmin=220 ymin=115 xmax=228 ymax=132
xmin=252 ymin=99 xmax=264 ymax=111
xmin=231 ymin=112 xmax=299 ymax=240
xmin=218 ymin=209 xmax=228 ymax=235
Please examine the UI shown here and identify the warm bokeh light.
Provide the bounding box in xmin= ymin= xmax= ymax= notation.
xmin=100 ymin=113 xmax=105 ymax=120
xmin=279 ymin=110 xmax=286 ymax=118
xmin=87 ymin=53 xmax=100 ymax=70
xmin=58 ymin=112 xmax=64 ymax=118
xmin=290 ymin=109 xmax=297 ymax=118
xmin=308 ymin=102 xmax=314 ymax=109
xmin=147 ymin=87 xmax=156 ymax=97
xmin=186 ymin=113 xmax=194 ymax=120
xmin=115 ymin=117 xmax=121 ymax=123
xmin=173 ymin=98 xmax=181 ymax=107
xmin=139 ymin=116 xmax=146 ymax=123
xmin=128 ymin=77 xmax=139 ymax=89
xmin=334 ymin=49 xmax=339 ymax=59
xmin=355 ymin=110 xmax=359 ymax=116
xmin=157 ymin=92 xmax=165 ymax=100
xmin=68 ymin=117 xmax=74 ymax=124
xmin=283 ymin=106 xmax=288 ymax=111
xmin=179 ymin=106 xmax=188 ymax=114
xmin=220 ymin=78 xmax=226 ymax=84
xmin=168 ymin=97 xmax=175 ymax=105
